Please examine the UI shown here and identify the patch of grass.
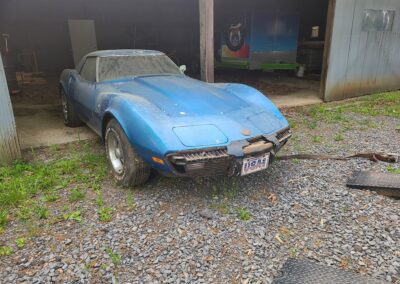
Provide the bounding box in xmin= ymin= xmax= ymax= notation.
xmin=69 ymin=188 xmax=86 ymax=202
xmin=0 ymin=142 xmax=109 ymax=232
xmin=312 ymin=136 xmax=322 ymax=143
xmin=15 ymin=238 xmax=27 ymax=249
xmin=63 ymin=211 xmax=82 ymax=222
xmin=105 ymin=247 xmax=121 ymax=265
xmin=306 ymin=91 xmax=400 ymax=124
xmin=387 ymin=165 xmax=400 ymax=174
xmin=334 ymin=133 xmax=344 ymax=142
xmin=98 ymin=207 xmax=113 ymax=222
xmin=0 ymin=246 xmax=13 ymax=256
xmin=237 ymin=207 xmax=251 ymax=221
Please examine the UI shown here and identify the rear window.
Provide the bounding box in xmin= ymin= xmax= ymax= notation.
xmin=98 ymin=55 xmax=181 ymax=82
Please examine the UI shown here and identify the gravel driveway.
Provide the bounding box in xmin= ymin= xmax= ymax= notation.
xmin=0 ymin=101 xmax=399 ymax=283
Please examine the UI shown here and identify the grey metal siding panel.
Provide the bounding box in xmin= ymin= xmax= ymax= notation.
xmin=324 ymin=0 xmax=400 ymax=101
xmin=0 ymin=56 xmax=21 ymax=165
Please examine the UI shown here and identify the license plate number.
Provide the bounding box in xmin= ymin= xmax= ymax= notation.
xmin=241 ymin=154 xmax=270 ymax=176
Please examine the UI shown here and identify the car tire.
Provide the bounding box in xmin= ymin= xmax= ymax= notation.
xmin=61 ymin=89 xmax=84 ymax=127
xmin=105 ymin=119 xmax=151 ymax=187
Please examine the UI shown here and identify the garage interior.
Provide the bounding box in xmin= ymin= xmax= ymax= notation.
xmin=0 ymin=0 xmax=330 ymax=149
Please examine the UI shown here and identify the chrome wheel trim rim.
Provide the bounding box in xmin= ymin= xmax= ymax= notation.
xmin=107 ymin=129 xmax=124 ymax=174
xmin=61 ymin=93 xmax=68 ymax=122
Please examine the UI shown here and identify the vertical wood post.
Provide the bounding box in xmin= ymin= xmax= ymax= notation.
xmin=0 ymin=55 xmax=21 ymax=165
xmin=199 ymin=0 xmax=214 ymax=83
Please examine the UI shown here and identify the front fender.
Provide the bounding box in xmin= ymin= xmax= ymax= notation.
xmin=101 ymin=95 xmax=179 ymax=172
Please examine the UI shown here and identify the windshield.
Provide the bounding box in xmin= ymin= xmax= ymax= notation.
xmin=98 ymin=55 xmax=181 ymax=82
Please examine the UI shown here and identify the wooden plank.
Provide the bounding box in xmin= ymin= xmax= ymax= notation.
xmin=199 ymin=0 xmax=214 ymax=83
xmin=347 ymin=171 xmax=400 ymax=198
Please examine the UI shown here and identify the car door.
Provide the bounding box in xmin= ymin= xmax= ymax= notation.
xmin=74 ymin=56 xmax=98 ymax=127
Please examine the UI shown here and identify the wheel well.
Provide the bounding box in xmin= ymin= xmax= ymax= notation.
xmin=102 ymin=112 xmax=116 ymax=140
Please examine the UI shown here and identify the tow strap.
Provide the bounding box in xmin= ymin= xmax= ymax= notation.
xmin=278 ymin=153 xmax=400 ymax=163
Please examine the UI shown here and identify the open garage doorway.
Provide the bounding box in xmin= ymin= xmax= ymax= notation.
xmin=214 ymin=0 xmax=331 ymax=107
xmin=0 ymin=0 xmax=200 ymax=149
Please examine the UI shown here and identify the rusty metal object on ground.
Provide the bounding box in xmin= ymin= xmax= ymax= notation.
xmin=278 ymin=153 xmax=399 ymax=164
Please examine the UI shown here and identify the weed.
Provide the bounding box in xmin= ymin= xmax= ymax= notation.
xmin=312 ymin=136 xmax=322 ymax=143
xmin=15 ymin=238 xmax=27 ymax=249
xmin=237 ymin=207 xmax=251 ymax=221
xmin=126 ymin=191 xmax=136 ymax=211
xmin=42 ymin=192 xmax=59 ymax=203
xmin=100 ymin=264 xmax=108 ymax=270
xmin=98 ymin=207 xmax=113 ymax=222
xmin=17 ymin=206 xmax=33 ymax=221
xmin=212 ymin=178 xmax=239 ymax=200
xmin=210 ymin=203 xmax=230 ymax=215
xmin=292 ymin=158 xmax=301 ymax=164
xmin=334 ymin=133 xmax=344 ymax=142
xmin=63 ymin=211 xmax=82 ymax=222
xmin=105 ymin=247 xmax=121 ymax=265
xmin=0 ymin=210 xmax=8 ymax=229
xmin=387 ymin=165 xmax=400 ymax=174
xmin=96 ymin=193 xmax=104 ymax=207
xmin=69 ymin=188 xmax=85 ymax=202
xmin=0 ymin=246 xmax=13 ymax=256
xmin=289 ymin=247 xmax=297 ymax=258
xmin=307 ymin=120 xmax=318 ymax=129
xmin=35 ymin=206 xmax=49 ymax=220
xmin=288 ymin=119 xmax=297 ymax=129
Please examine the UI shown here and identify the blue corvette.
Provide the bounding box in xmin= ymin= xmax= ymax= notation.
xmin=60 ymin=50 xmax=291 ymax=186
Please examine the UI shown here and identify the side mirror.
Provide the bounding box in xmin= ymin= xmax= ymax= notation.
xmin=179 ymin=65 xmax=187 ymax=74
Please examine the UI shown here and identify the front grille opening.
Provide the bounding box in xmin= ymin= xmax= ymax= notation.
xmin=276 ymin=128 xmax=292 ymax=142
xmin=168 ymin=148 xmax=233 ymax=176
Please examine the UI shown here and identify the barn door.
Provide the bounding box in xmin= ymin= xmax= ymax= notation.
xmin=68 ymin=20 xmax=98 ymax=67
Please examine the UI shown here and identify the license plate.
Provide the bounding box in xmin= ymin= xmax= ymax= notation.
xmin=241 ymin=153 xmax=270 ymax=176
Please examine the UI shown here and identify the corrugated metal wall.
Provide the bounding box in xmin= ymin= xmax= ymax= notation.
xmin=324 ymin=0 xmax=400 ymax=101
xmin=0 ymin=56 xmax=21 ymax=165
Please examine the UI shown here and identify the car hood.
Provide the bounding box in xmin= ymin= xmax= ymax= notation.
xmin=110 ymin=75 xmax=251 ymax=117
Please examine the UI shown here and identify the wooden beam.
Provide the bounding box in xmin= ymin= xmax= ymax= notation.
xmin=199 ymin=0 xmax=214 ymax=83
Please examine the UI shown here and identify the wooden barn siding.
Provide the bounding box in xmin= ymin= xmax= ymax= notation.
xmin=0 ymin=56 xmax=21 ymax=165
xmin=324 ymin=0 xmax=400 ymax=101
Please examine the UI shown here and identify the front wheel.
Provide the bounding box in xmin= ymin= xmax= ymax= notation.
xmin=105 ymin=119 xmax=151 ymax=187
xmin=61 ymin=89 xmax=84 ymax=127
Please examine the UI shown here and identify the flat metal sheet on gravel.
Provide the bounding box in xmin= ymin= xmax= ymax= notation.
xmin=347 ymin=171 xmax=400 ymax=198
xmin=273 ymin=259 xmax=387 ymax=284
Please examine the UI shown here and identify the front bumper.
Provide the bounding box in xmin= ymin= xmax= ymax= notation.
xmin=166 ymin=128 xmax=291 ymax=177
